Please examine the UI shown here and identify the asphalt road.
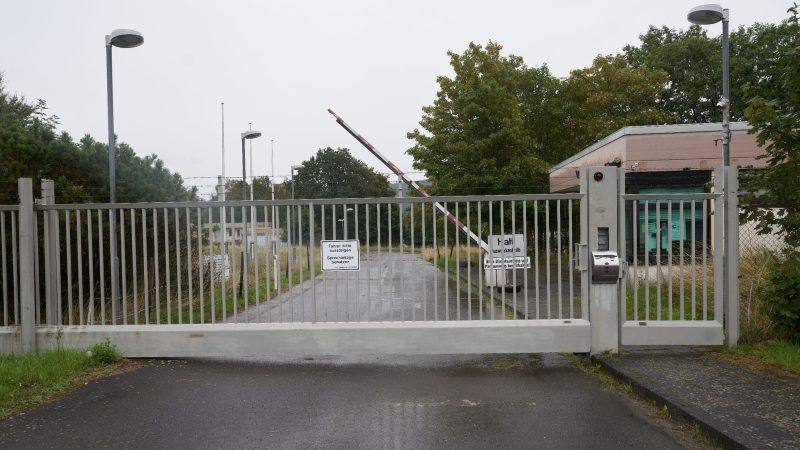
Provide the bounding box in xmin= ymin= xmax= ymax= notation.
xmin=231 ymin=251 xmax=504 ymax=323
xmin=0 ymin=354 xmax=691 ymax=449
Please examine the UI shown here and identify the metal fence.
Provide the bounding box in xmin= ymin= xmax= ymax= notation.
xmin=738 ymin=207 xmax=791 ymax=342
xmin=0 ymin=206 xmax=19 ymax=326
xmin=20 ymin=193 xmax=582 ymax=326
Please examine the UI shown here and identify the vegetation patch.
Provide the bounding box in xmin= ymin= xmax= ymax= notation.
xmin=0 ymin=341 xmax=126 ymax=419
xmin=723 ymin=341 xmax=800 ymax=375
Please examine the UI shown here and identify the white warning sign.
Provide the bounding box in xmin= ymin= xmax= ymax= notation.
xmin=321 ymin=240 xmax=360 ymax=271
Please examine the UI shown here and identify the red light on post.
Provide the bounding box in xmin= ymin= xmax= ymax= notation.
xmin=593 ymin=172 xmax=604 ymax=182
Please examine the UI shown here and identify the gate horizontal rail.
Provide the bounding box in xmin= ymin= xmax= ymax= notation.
xmin=27 ymin=320 xmax=591 ymax=357
xmin=33 ymin=193 xmax=583 ymax=210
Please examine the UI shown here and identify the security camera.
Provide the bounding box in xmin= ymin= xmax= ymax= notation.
xmin=717 ymin=97 xmax=729 ymax=109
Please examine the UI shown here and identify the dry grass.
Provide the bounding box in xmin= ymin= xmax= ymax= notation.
xmin=738 ymin=249 xmax=779 ymax=344
xmin=68 ymin=244 xmax=321 ymax=325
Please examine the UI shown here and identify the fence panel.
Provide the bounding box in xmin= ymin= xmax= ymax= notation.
xmin=34 ymin=194 xmax=582 ymax=326
xmin=621 ymin=193 xmax=723 ymax=324
xmin=0 ymin=206 xmax=20 ymax=326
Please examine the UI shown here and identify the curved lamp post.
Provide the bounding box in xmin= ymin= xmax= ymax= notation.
xmin=106 ymin=29 xmax=143 ymax=323
xmin=688 ymin=4 xmax=730 ymax=166
xmin=239 ymin=130 xmax=262 ymax=294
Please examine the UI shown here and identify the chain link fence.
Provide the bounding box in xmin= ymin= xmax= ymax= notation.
xmin=738 ymin=210 xmax=789 ymax=343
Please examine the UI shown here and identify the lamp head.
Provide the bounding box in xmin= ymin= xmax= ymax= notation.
xmin=242 ymin=130 xmax=262 ymax=140
xmin=106 ymin=29 xmax=144 ymax=48
xmin=687 ymin=4 xmax=724 ymax=25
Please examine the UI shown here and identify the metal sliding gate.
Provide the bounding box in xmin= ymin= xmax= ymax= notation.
xmin=0 ymin=167 xmax=739 ymax=357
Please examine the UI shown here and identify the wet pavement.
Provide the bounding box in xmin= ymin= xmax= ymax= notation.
xmin=459 ymin=262 xmax=582 ymax=320
xmin=0 ymin=354 xmax=692 ymax=449
xmin=231 ymin=252 xmax=504 ymax=323
xmin=596 ymin=347 xmax=800 ymax=449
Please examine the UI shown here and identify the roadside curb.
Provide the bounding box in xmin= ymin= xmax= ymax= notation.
xmin=591 ymin=356 xmax=745 ymax=450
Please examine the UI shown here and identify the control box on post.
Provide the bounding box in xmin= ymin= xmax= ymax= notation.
xmin=591 ymin=251 xmax=620 ymax=284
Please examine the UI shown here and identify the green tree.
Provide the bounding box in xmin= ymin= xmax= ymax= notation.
xmin=562 ymin=54 xmax=674 ymax=147
xmin=624 ymin=25 xmax=721 ymax=123
xmin=741 ymin=5 xmax=800 ymax=248
xmin=211 ymin=176 xmax=273 ymax=202
xmin=293 ymin=147 xmax=394 ymax=199
xmin=624 ymin=21 xmax=793 ymax=123
xmin=407 ymin=42 xmax=563 ymax=196
xmin=0 ymin=74 xmax=195 ymax=204
xmin=0 ymin=74 xmax=197 ymax=324
xmin=290 ymin=147 xmax=395 ymax=244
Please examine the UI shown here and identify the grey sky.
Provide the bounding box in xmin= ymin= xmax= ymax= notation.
xmin=1 ymin=0 xmax=791 ymax=198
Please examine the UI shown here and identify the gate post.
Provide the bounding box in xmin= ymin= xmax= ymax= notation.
xmin=581 ymin=167 xmax=622 ymax=355
xmin=724 ymin=166 xmax=739 ymax=346
xmin=18 ymin=179 xmax=36 ymax=353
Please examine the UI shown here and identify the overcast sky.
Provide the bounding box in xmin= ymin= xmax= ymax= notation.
xmin=1 ymin=0 xmax=791 ymax=198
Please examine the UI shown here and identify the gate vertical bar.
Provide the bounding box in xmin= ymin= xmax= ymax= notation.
xmin=130 ymin=210 xmax=137 ymax=324
xmin=65 ymin=212 xmax=73 ymax=325
xmin=309 ymin=203 xmax=316 ymax=322
xmin=153 ymin=209 xmax=160 ymax=324
xmin=120 ymin=210 xmax=126 ymax=324
xmin=18 ymin=179 xmax=35 ymax=353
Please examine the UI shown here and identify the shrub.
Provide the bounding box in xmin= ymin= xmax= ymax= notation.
xmin=87 ymin=339 xmax=122 ymax=365
xmin=760 ymin=251 xmax=800 ymax=344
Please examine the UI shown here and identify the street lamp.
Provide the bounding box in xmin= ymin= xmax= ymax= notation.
xmin=270 ymin=139 xmax=278 ymax=290
xmin=240 ymin=130 xmax=261 ymax=294
xmin=105 ymin=28 xmax=143 ymax=324
xmin=688 ymin=4 xmax=730 ymax=166
xmin=290 ymin=165 xmax=303 ymax=200
xmin=342 ymin=207 xmax=354 ymax=240
xmin=290 ymin=164 xmax=303 ymax=272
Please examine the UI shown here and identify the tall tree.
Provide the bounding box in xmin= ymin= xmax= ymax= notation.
xmin=407 ymin=42 xmax=563 ymax=196
xmin=741 ymin=5 xmax=800 ymax=248
xmin=288 ymin=147 xmax=395 ymax=243
xmin=212 ymin=176 xmax=273 ymax=202
xmin=562 ymin=54 xmax=674 ymax=147
xmin=624 ymin=25 xmax=720 ymax=123
xmin=0 ymin=74 xmax=195 ymax=204
xmin=293 ymin=147 xmax=394 ymax=199
xmin=624 ymin=21 xmax=793 ymax=123
xmin=407 ymin=43 xmax=673 ymax=196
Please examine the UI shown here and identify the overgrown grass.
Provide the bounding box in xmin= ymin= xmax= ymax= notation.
xmin=0 ymin=341 xmax=122 ymax=418
xmin=738 ymin=249 xmax=780 ymax=343
xmin=728 ymin=341 xmax=800 ymax=374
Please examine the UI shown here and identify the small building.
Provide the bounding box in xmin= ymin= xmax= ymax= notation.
xmin=549 ymin=122 xmax=770 ymax=261
xmin=549 ymin=122 xmax=763 ymax=193
xmin=205 ymin=222 xmax=282 ymax=247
